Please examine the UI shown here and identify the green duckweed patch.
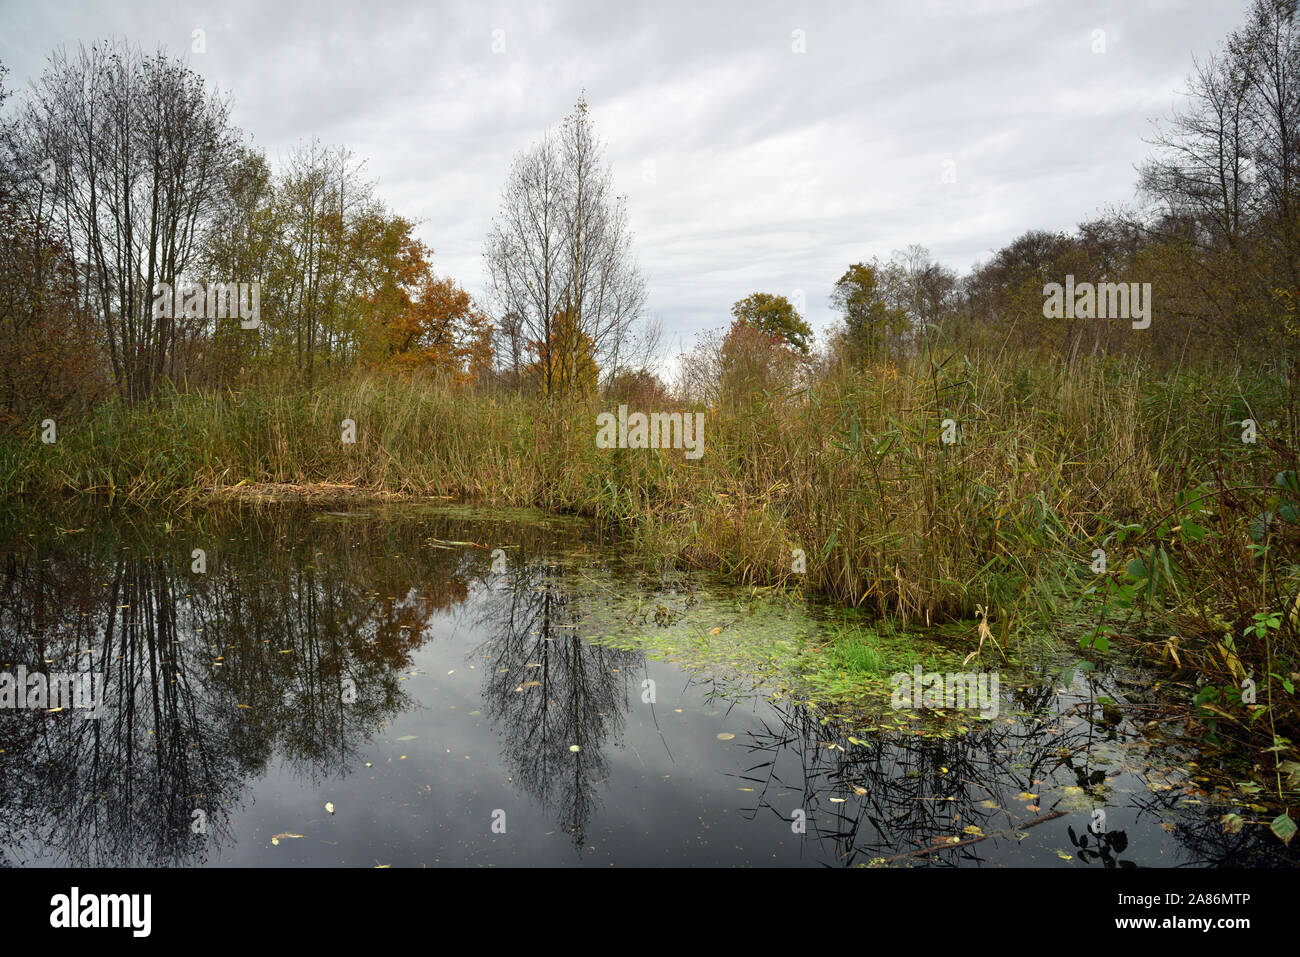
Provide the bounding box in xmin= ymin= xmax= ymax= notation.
xmin=578 ymin=583 xmax=1037 ymax=735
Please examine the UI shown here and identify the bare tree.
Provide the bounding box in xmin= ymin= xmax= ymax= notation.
xmin=1139 ymin=52 xmax=1255 ymax=251
xmin=1136 ymin=0 xmax=1300 ymax=352
xmin=1231 ymin=0 xmax=1300 ymax=286
xmin=484 ymin=95 xmax=647 ymax=394
xmin=20 ymin=40 xmax=238 ymax=403
xmin=888 ymin=245 xmax=958 ymax=351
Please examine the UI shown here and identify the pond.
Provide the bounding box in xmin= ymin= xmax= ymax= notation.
xmin=0 ymin=502 xmax=1293 ymax=868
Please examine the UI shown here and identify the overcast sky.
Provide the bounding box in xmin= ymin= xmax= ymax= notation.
xmin=0 ymin=0 xmax=1253 ymax=368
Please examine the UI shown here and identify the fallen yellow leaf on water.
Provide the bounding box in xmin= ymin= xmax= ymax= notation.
xmin=325 ymin=802 xmax=335 ymax=814
xmin=716 ymin=732 xmax=735 ymax=741
xmin=1057 ymin=850 xmax=1073 ymax=860
xmin=830 ymin=797 xmax=846 ymax=803
xmin=237 ymin=704 xmax=252 ymax=709
xmin=853 ymin=786 xmax=867 ymax=796
xmin=963 ymin=825 xmax=984 ymax=836
xmin=1017 ymin=792 xmax=1038 ymax=801
xmin=272 ymin=833 xmax=303 ymax=840
xmin=569 ymin=745 xmax=580 ymax=752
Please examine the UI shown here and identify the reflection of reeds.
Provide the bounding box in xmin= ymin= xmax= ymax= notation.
xmin=715 ymin=666 xmax=1289 ymax=868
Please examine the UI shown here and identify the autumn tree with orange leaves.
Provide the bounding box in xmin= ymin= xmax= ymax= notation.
xmin=357 ymin=229 xmax=493 ymax=382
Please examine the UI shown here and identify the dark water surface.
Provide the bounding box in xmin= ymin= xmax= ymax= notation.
xmin=0 ymin=503 xmax=1293 ymax=867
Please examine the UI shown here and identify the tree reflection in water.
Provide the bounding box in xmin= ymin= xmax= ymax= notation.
xmin=472 ymin=552 xmax=645 ymax=850
xmin=0 ymin=503 xmax=1293 ymax=867
xmin=0 ymin=506 xmax=484 ymax=865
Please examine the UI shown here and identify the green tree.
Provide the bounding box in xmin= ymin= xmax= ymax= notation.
xmin=828 ymin=262 xmax=907 ymax=363
xmin=729 ymin=292 xmax=813 ymax=355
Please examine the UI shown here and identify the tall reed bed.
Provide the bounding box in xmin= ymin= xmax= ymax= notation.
xmin=1 ymin=353 xmax=1290 ymax=636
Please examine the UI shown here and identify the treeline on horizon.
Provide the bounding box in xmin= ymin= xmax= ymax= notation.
xmin=2 ymin=0 xmax=1300 ymax=436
